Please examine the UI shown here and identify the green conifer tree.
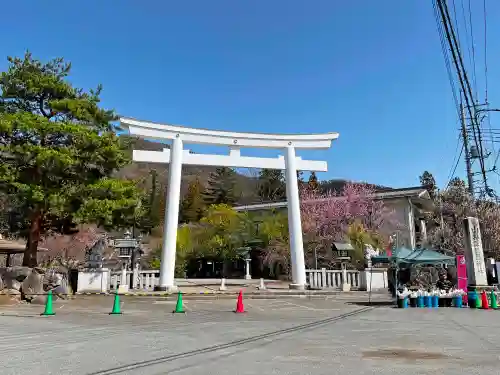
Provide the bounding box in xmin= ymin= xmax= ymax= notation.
xmin=202 ymin=167 xmax=238 ymax=206
xmin=180 ymin=178 xmax=206 ymax=223
xmin=0 ymin=52 xmax=146 ymax=266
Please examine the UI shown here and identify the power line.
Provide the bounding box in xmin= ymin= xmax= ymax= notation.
xmin=433 ymin=0 xmax=460 ymax=117
xmin=481 ymin=0 xmax=498 ymax=184
xmin=446 ymin=136 xmax=464 ymax=185
xmin=466 ymin=0 xmax=479 ymax=100
xmin=435 ymin=0 xmax=491 ymax=197
xmin=456 ymin=0 xmax=479 ymax=100
xmin=433 ymin=1 xmax=467 ymax=188
xmin=483 ymin=0 xmax=489 ymax=105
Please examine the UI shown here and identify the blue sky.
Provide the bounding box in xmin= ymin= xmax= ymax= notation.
xmin=2 ymin=1 xmax=499 ymax=190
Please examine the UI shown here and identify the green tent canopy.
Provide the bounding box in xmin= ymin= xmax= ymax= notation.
xmin=371 ymin=247 xmax=455 ymax=266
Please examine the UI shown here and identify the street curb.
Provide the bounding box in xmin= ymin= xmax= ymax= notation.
xmin=74 ymin=291 xmax=374 ymax=301
xmin=76 ymin=290 xmax=362 ymax=296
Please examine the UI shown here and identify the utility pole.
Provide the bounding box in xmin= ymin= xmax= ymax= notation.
xmin=460 ymin=101 xmax=475 ymax=195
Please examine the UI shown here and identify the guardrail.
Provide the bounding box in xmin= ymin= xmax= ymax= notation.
xmin=108 ymin=269 xmax=360 ymax=291
xmin=109 ymin=270 xmax=160 ymax=291
xmin=306 ymin=269 xmax=360 ymax=289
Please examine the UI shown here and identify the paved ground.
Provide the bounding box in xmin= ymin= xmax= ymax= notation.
xmin=1 ymin=295 xmax=499 ymax=375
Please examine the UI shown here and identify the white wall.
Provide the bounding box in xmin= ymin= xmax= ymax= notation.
xmin=77 ymin=269 xmax=110 ymax=293
xmin=359 ymin=268 xmax=388 ymax=291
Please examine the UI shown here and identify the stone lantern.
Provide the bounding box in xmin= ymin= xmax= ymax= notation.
xmin=237 ymin=247 xmax=252 ymax=280
xmin=332 ymin=242 xmax=354 ymax=292
xmin=114 ymin=230 xmax=140 ymax=293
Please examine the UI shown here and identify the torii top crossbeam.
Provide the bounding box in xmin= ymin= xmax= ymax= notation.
xmin=121 ymin=117 xmax=339 ymax=149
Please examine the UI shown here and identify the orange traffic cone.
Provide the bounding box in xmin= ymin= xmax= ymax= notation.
xmin=234 ymin=290 xmax=246 ymax=313
xmin=481 ymin=291 xmax=490 ymax=310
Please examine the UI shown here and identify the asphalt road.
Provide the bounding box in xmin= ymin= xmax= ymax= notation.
xmin=1 ymin=297 xmax=499 ymax=375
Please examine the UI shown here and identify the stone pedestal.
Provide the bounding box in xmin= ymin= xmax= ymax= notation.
xmin=289 ymin=283 xmax=306 ymax=290
xmin=117 ymin=284 xmax=129 ymax=293
xmin=154 ymin=285 xmax=178 ymax=292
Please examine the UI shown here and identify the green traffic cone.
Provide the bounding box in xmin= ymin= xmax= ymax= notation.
xmin=109 ymin=292 xmax=122 ymax=315
xmin=476 ymin=293 xmax=482 ymax=308
xmin=491 ymin=291 xmax=498 ymax=309
xmin=173 ymin=291 xmax=185 ymax=314
xmin=41 ymin=290 xmax=55 ymax=316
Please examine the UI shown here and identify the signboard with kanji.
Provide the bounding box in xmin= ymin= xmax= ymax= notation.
xmin=463 ymin=217 xmax=487 ymax=286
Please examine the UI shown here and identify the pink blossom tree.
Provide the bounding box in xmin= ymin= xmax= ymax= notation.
xmin=39 ymin=225 xmax=108 ymax=270
xmin=300 ymin=182 xmax=398 ymax=268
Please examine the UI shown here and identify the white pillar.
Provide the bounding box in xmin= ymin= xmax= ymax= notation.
xmin=258 ymin=278 xmax=266 ymax=290
xmin=219 ymin=278 xmax=227 ymax=291
xmin=132 ymin=262 xmax=139 ymax=290
xmin=117 ymin=261 xmax=129 ymax=293
xmin=341 ymin=263 xmax=350 ymax=292
xmin=121 ymin=264 xmax=127 ymax=285
xmin=245 ymin=258 xmax=251 ymax=280
xmin=156 ymin=136 xmax=183 ymax=292
xmin=284 ymin=146 xmax=307 ymax=289
xmin=407 ymin=198 xmax=416 ymax=249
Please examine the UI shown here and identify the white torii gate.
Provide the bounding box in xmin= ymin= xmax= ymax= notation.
xmin=120 ymin=117 xmax=339 ymax=291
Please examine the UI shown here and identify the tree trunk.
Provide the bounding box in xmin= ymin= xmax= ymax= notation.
xmin=22 ymin=211 xmax=42 ymax=267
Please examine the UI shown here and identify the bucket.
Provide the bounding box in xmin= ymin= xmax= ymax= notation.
xmin=417 ymin=296 xmax=424 ymax=308
xmin=453 ymin=295 xmax=463 ymax=308
xmin=409 ymin=297 xmax=417 ymax=308
xmin=432 ymin=295 xmax=439 ymax=308
xmin=468 ymin=291 xmax=477 ymax=308
xmin=397 ymin=298 xmax=404 ymax=308
xmin=424 ymin=295 xmax=432 ymax=307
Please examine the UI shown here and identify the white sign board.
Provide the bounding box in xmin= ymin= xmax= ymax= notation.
xmin=463 ymin=217 xmax=488 ymax=286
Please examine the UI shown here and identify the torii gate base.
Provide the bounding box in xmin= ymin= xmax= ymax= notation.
xmin=121 ymin=117 xmax=338 ymax=291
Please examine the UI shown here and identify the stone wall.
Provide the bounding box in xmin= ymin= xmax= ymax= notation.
xmin=0 ymin=266 xmax=71 ymax=305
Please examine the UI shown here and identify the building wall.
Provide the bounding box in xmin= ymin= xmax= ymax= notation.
xmin=377 ymin=198 xmax=414 ymax=249
xmin=238 ymin=197 xmax=422 ymax=251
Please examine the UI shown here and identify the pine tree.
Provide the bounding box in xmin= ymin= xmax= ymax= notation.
xmin=257 ymin=169 xmax=286 ymax=202
xmin=0 ymin=52 xmax=146 ymax=266
xmin=180 ymin=178 xmax=206 ymax=223
xmin=419 ymin=171 xmax=437 ymax=199
xmin=202 ymin=167 xmax=238 ymax=206
xmin=308 ymin=172 xmax=319 ymax=190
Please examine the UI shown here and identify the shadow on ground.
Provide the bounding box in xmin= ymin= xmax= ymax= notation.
xmin=347 ymin=301 xmax=395 ymax=307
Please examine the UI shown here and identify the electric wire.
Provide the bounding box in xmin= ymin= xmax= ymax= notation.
xmin=433 ymin=0 xmax=460 ymax=117
xmin=483 ymin=0 xmax=489 ymax=106
xmin=454 ymin=0 xmax=478 ymax=100
xmin=465 ymin=0 xmax=479 ymax=100
xmin=446 ymin=137 xmax=464 ymax=184
xmin=434 ymin=1 xmax=467 ymax=187
xmin=434 ymin=0 xmax=474 ymax=188
xmin=481 ymin=0 xmax=499 ymax=188
xmin=439 ymin=0 xmax=489 ymax=195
